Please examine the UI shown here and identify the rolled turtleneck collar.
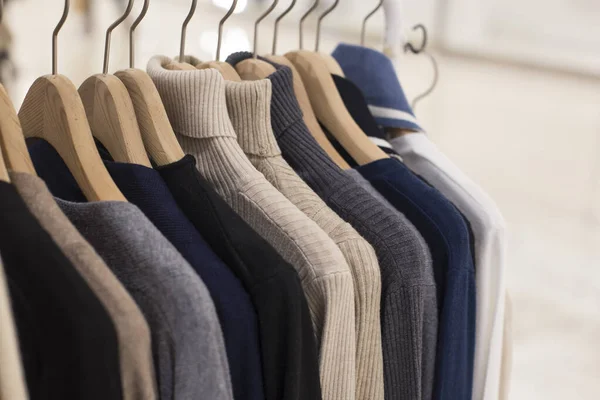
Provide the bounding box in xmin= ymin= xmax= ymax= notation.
xmin=146 ymin=55 xmax=238 ymax=141
xmin=226 ymin=52 xmax=304 ymax=136
xmin=224 ymin=79 xmax=281 ymax=158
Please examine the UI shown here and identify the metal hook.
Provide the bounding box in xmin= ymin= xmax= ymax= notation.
xmin=130 ymin=0 xmax=150 ymax=69
xmin=299 ymin=0 xmax=318 ymax=50
xmin=216 ymin=0 xmax=238 ymax=61
xmin=104 ymin=0 xmax=135 ymax=74
xmin=315 ymin=0 xmax=338 ymax=52
xmin=361 ymin=0 xmax=383 ymax=46
xmin=404 ymin=24 xmax=428 ymax=54
xmin=0 ymin=0 xmax=4 ymax=23
xmin=411 ymin=51 xmax=438 ymax=111
xmin=180 ymin=0 xmax=198 ymax=62
xmin=403 ymin=25 xmax=437 ymax=111
xmin=272 ymin=0 xmax=296 ymax=55
xmin=253 ymin=0 xmax=279 ymax=58
xmin=52 ymin=0 xmax=70 ymax=75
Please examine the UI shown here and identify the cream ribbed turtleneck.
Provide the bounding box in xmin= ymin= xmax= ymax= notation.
xmin=225 ymin=78 xmax=385 ymax=400
xmin=148 ymin=56 xmax=357 ymax=400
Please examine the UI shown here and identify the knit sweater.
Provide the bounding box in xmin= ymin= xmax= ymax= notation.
xmin=10 ymin=172 xmax=157 ymax=400
xmin=148 ymin=56 xmax=356 ymax=400
xmin=27 ymin=140 xmax=234 ymax=400
xmin=156 ymin=155 xmax=323 ymax=400
xmin=227 ymin=53 xmax=437 ymax=400
xmin=0 ymin=181 xmax=123 ymax=400
xmin=346 ymin=168 xmax=438 ymax=400
xmin=390 ymin=133 xmax=508 ymax=400
xmin=58 ymin=200 xmax=234 ymax=400
xmin=225 ymin=78 xmax=384 ymax=400
xmin=0 ymin=255 xmax=28 ymax=400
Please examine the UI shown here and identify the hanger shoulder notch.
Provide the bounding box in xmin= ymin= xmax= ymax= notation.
xmin=0 ymin=84 xmax=36 ymax=175
xmin=115 ymin=68 xmax=186 ymax=166
xmin=19 ymin=74 xmax=126 ymax=202
xmin=79 ymin=74 xmax=152 ymax=167
xmin=197 ymin=61 xmax=242 ymax=82
xmin=285 ymin=50 xmax=388 ymax=165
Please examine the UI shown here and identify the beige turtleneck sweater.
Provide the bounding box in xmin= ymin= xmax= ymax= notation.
xmin=225 ymin=78 xmax=385 ymax=400
xmin=0 ymin=255 xmax=28 ymax=400
xmin=10 ymin=172 xmax=158 ymax=400
xmin=148 ymin=56 xmax=357 ymax=400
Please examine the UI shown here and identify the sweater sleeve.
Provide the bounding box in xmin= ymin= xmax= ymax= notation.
xmin=304 ymin=272 xmax=357 ymax=400
xmin=381 ymin=280 xmax=438 ymax=400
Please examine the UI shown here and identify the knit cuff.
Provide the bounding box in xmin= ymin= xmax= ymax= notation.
xmin=224 ymin=80 xmax=281 ymax=157
xmin=147 ymin=56 xmax=238 ymax=140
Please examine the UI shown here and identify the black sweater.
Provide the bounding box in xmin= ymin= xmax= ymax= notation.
xmin=0 ymin=181 xmax=123 ymax=400
xmin=156 ymin=155 xmax=323 ymax=400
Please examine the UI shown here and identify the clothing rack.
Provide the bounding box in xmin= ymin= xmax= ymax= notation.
xmin=0 ymin=1 xmax=510 ymax=400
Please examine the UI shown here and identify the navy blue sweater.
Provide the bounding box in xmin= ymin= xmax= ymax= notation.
xmin=357 ymin=158 xmax=476 ymax=400
xmin=28 ymin=140 xmax=265 ymax=400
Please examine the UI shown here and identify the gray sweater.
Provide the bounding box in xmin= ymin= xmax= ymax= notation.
xmin=57 ymin=200 xmax=234 ymax=400
xmin=347 ymin=169 xmax=438 ymax=400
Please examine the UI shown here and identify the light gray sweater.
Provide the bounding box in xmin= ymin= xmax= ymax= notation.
xmin=57 ymin=199 xmax=234 ymax=400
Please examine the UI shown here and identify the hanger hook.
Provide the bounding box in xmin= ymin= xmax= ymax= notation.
xmin=129 ymin=0 xmax=150 ymax=69
xmin=404 ymin=24 xmax=428 ymax=54
xmin=403 ymin=25 xmax=438 ymax=111
xmin=272 ymin=0 xmax=296 ymax=55
xmin=315 ymin=0 xmax=339 ymax=52
xmin=253 ymin=0 xmax=279 ymax=58
xmin=361 ymin=0 xmax=383 ymax=46
xmin=104 ymin=0 xmax=135 ymax=74
xmin=299 ymin=0 xmax=318 ymax=50
xmin=216 ymin=0 xmax=238 ymax=61
xmin=52 ymin=0 xmax=70 ymax=75
xmin=180 ymin=0 xmax=198 ymax=62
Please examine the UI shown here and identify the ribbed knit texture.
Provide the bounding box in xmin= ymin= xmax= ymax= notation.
xmin=0 ymin=255 xmax=28 ymax=400
xmin=227 ymin=52 xmax=438 ymax=400
xmin=148 ymin=56 xmax=356 ymax=400
xmin=225 ymin=78 xmax=384 ymax=400
xmin=10 ymin=172 xmax=157 ymax=400
xmin=346 ymin=168 xmax=438 ymax=400
xmin=156 ymin=155 xmax=322 ymax=400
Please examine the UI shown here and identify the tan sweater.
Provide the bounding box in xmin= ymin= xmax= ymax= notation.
xmin=225 ymin=79 xmax=385 ymax=400
xmin=148 ymin=56 xmax=357 ymax=400
xmin=0 ymin=255 xmax=28 ymax=400
xmin=10 ymin=172 xmax=158 ymax=400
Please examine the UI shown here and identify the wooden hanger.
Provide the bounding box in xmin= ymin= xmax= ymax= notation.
xmin=265 ymin=55 xmax=350 ymax=169
xmin=284 ymin=0 xmax=388 ymax=165
xmin=19 ymin=0 xmax=126 ymax=202
xmin=286 ymin=50 xmax=388 ymax=165
xmin=115 ymin=0 xmax=185 ymax=167
xmin=195 ymin=0 xmax=242 ymax=81
xmin=319 ymin=53 xmax=345 ymax=76
xmin=234 ymin=0 xmax=279 ymax=80
xmin=78 ymin=0 xmax=152 ymax=167
xmin=0 ymin=0 xmax=36 ymax=176
xmin=0 ymin=84 xmax=36 ymax=175
xmin=0 ymin=143 xmax=8 ymax=182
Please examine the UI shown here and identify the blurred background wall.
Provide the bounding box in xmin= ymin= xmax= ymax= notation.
xmin=1 ymin=0 xmax=599 ymax=398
